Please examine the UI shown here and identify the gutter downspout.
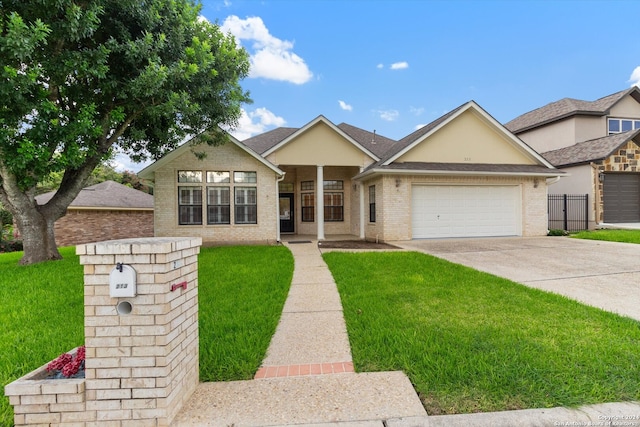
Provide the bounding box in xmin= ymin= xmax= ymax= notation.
xmin=358 ymin=168 xmax=365 ymax=239
xmin=276 ymin=173 xmax=286 ymax=243
xmin=591 ymin=162 xmax=600 ymax=226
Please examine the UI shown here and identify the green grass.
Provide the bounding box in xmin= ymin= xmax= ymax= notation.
xmin=0 ymin=247 xmax=84 ymax=427
xmin=198 ymin=245 xmax=293 ymax=381
xmin=572 ymin=229 xmax=640 ymax=243
xmin=323 ymin=251 xmax=640 ymax=415
xmin=0 ymin=245 xmax=292 ymax=427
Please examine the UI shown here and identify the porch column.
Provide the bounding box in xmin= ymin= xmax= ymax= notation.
xmin=359 ymin=169 xmax=365 ymax=239
xmin=317 ymin=165 xmax=325 ymax=240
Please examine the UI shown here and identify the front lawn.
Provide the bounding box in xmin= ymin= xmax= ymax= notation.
xmin=0 ymin=245 xmax=292 ymax=427
xmin=323 ymin=251 xmax=640 ymax=415
xmin=572 ymin=229 xmax=640 ymax=244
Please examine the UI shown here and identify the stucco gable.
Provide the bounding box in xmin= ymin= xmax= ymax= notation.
xmin=384 ymin=101 xmax=552 ymax=168
xmin=263 ymin=116 xmax=378 ymax=167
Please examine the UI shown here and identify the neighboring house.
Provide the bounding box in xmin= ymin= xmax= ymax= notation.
xmin=505 ymin=87 xmax=640 ymax=226
xmin=34 ymin=180 xmax=154 ymax=246
xmin=139 ymin=101 xmax=562 ymax=244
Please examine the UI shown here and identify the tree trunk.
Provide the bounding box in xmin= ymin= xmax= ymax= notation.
xmin=14 ymin=206 xmax=62 ymax=265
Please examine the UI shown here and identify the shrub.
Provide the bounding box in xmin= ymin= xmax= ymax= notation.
xmin=548 ymin=229 xmax=569 ymax=236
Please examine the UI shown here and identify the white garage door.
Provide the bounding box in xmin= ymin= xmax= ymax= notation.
xmin=412 ymin=185 xmax=521 ymax=238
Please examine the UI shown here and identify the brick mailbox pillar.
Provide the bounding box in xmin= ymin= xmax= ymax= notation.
xmin=79 ymin=237 xmax=201 ymax=426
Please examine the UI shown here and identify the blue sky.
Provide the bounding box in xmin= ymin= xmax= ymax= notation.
xmin=119 ymin=0 xmax=640 ymax=171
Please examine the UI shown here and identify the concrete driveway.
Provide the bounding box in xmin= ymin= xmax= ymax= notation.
xmin=397 ymin=237 xmax=640 ymax=321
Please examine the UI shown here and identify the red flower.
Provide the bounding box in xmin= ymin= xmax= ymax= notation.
xmin=46 ymin=346 xmax=86 ymax=378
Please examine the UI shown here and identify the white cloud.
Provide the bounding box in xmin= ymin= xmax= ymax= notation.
xmin=376 ymin=63 xmax=384 ymax=69
xmin=377 ymin=109 xmax=399 ymax=121
xmin=410 ymin=106 xmax=425 ymax=116
xmin=113 ymin=152 xmax=153 ymax=173
xmin=414 ymin=123 xmax=427 ymax=131
xmin=227 ymin=107 xmax=286 ymax=140
xmin=338 ymin=100 xmax=353 ymax=111
xmin=629 ymin=66 xmax=640 ymax=87
xmin=221 ymin=15 xmax=313 ymax=85
xmin=390 ymin=61 xmax=409 ymax=70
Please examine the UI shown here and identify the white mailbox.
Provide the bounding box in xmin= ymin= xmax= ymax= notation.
xmin=109 ymin=264 xmax=137 ymax=298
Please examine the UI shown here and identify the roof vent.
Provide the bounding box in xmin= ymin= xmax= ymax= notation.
xmin=371 ymin=130 xmax=376 ymax=144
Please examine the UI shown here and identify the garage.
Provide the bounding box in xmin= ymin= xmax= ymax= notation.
xmin=411 ymin=185 xmax=521 ymax=238
xmin=603 ymin=173 xmax=640 ymax=223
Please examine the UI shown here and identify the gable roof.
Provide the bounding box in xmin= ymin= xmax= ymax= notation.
xmin=355 ymin=101 xmax=562 ymax=180
xmin=138 ymin=131 xmax=284 ymax=180
xmin=242 ymin=127 xmax=298 ymax=154
xmin=505 ymin=87 xmax=640 ymax=134
xmin=36 ymin=180 xmax=153 ymax=210
xmin=335 ymin=123 xmax=397 ymax=158
xmin=260 ymin=115 xmax=381 ymax=161
xmin=542 ymin=129 xmax=640 ymax=167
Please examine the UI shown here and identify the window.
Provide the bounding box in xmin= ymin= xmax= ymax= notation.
xmin=301 ymin=193 xmax=314 ymax=222
xmin=301 ymin=181 xmax=314 ymax=191
xmin=608 ymin=118 xmax=640 ymax=135
xmin=178 ymin=171 xmax=202 ymax=183
xmin=369 ymin=185 xmax=376 ymax=223
xmin=207 ymin=171 xmax=230 ymax=183
xmin=178 ymin=186 xmax=202 ymax=225
xmin=234 ymin=171 xmax=257 ymax=183
xmin=279 ymin=182 xmax=294 ymax=192
xmin=324 ymin=193 xmax=343 ymax=221
xmin=323 ymin=180 xmax=343 ymax=190
xmin=207 ymin=187 xmax=230 ymax=224
xmin=235 ymin=187 xmax=257 ymax=224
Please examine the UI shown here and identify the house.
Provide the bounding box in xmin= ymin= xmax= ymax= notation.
xmin=138 ymin=101 xmax=562 ymax=244
xmin=35 ymin=180 xmax=154 ymax=246
xmin=505 ymin=87 xmax=640 ymax=226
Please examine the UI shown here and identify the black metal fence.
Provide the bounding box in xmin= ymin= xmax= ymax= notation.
xmin=548 ymin=194 xmax=589 ymax=232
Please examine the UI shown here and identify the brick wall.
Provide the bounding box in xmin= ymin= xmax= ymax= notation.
xmin=153 ymin=141 xmax=279 ymax=244
xmin=53 ymin=209 xmax=154 ymax=247
xmin=363 ymin=174 xmax=548 ymax=241
xmin=5 ymin=237 xmax=202 ymax=427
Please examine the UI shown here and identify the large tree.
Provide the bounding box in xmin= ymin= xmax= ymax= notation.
xmin=0 ymin=0 xmax=250 ymax=264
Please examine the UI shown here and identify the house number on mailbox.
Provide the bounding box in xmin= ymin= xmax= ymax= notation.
xmin=109 ymin=263 xmax=137 ymax=298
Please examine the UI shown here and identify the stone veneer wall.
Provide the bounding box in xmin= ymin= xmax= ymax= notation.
xmin=593 ymin=140 xmax=640 ymax=223
xmin=13 ymin=209 xmax=154 ymax=247
xmin=5 ymin=237 xmax=201 ymax=427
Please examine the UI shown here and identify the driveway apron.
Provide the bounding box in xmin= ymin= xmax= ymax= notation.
xmin=398 ymin=236 xmax=640 ymax=321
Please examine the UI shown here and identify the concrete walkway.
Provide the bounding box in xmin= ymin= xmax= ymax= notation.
xmin=172 ymin=239 xmax=640 ymax=427
xmin=172 ymin=240 xmax=427 ymax=426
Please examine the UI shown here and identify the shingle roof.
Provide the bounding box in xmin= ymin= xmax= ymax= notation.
xmin=505 ymin=88 xmax=640 ymax=134
xmin=542 ymin=129 xmax=640 ymax=167
xmin=36 ymin=180 xmax=153 ymax=209
xmin=241 ymin=122 xmax=398 ymax=158
xmin=336 ymin=123 xmax=397 ymax=158
xmin=242 ymin=127 xmax=298 ymax=155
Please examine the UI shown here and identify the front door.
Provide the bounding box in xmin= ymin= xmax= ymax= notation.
xmin=279 ymin=193 xmax=295 ymax=233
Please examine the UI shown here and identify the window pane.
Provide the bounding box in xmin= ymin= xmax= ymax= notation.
xmin=635 ymin=121 xmax=640 ymax=130
xmin=178 ymin=171 xmax=202 ymax=183
xmin=301 ymin=181 xmax=314 ymax=191
xmin=323 ymin=180 xmax=343 ymax=190
xmin=235 ymin=187 xmax=257 ymax=204
xmin=207 ymin=187 xmax=230 ymax=205
xmin=179 ymin=206 xmax=202 ymax=225
xmin=622 ymin=120 xmax=633 ymax=132
xmin=234 ymin=171 xmax=257 ymax=183
xmin=302 ymin=193 xmax=314 ymax=207
xmin=179 ymin=187 xmax=202 ymax=205
xmin=324 ymin=206 xmax=344 ymax=221
xmin=235 ymin=206 xmax=257 ymax=224
xmin=609 ymin=119 xmax=620 ymax=133
xmin=207 ymin=206 xmax=230 ymax=224
xmin=207 ymin=171 xmax=230 ymax=183
xmin=279 ymin=182 xmax=294 ymax=192
xmin=369 ymin=185 xmax=376 ymax=203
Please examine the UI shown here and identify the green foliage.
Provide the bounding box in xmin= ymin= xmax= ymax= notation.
xmin=324 ymin=251 xmax=640 ymax=415
xmin=547 ymin=229 xmax=569 ymax=236
xmin=0 ymin=0 xmax=249 ymax=242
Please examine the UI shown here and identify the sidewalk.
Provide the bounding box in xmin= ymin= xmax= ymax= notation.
xmin=172 ymin=240 xmax=640 ymax=427
xmin=172 ymin=240 xmax=427 ymax=426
